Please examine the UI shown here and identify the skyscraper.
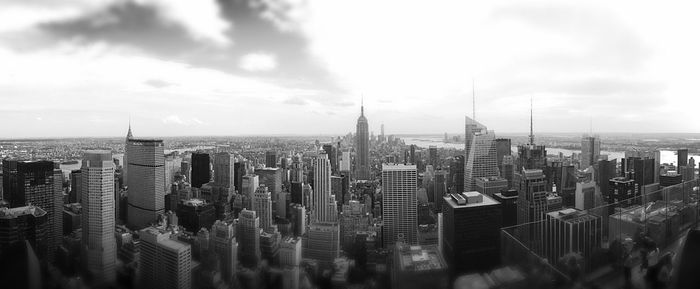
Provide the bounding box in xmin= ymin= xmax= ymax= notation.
xmin=126 ymin=139 xmax=165 ymax=230
xmin=233 ymin=162 xmax=244 ymax=193
xmin=677 ymin=149 xmax=689 ymax=167
xmin=381 ymin=164 xmax=417 ymax=247
xmin=80 ymin=151 xmax=117 ymax=284
xmin=449 ymin=155 xmax=464 ymax=194
xmin=544 ymin=208 xmax=602 ymax=272
xmin=176 ymin=199 xmax=215 ymax=233
xmin=123 ymin=122 xmax=133 ymax=185
xmin=191 ymin=152 xmax=211 ymax=189
xmin=213 ymin=152 xmax=235 ymax=189
xmin=495 ymin=138 xmax=512 ymax=168
xmin=254 ymin=168 xmax=282 ymax=216
xmin=442 ymin=192 xmax=501 ymax=275
xmin=3 ymin=160 xmax=62 ymax=262
xmin=265 ymin=151 xmax=278 ymax=168
xmin=241 ymin=175 xmax=259 ymax=208
xmin=210 ymin=220 xmax=238 ymax=286
xmin=355 ymin=101 xmax=370 ymax=180
xmin=238 ymin=209 xmax=261 ymax=268
xmin=253 ymin=185 xmax=273 ymax=232
xmin=428 ymin=146 xmax=438 ymax=167
xmin=581 ymin=135 xmax=601 ymax=168
xmin=463 ymin=117 xmax=499 ymax=192
xmin=279 ymin=237 xmax=302 ymax=289
xmin=0 ymin=205 xmax=48 ymax=260
xmin=138 ymin=227 xmax=192 ymax=289
xmin=313 ymin=154 xmax=335 ymax=223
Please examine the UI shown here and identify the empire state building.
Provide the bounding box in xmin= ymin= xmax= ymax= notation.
xmin=355 ymin=102 xmax=370 ymax=180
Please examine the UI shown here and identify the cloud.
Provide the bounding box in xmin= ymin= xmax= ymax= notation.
xmin=240 ymin=52 xmax=277 ymax=71
xmin=162 ymin=115 xmax=207 ymax=126
xmin=162 ymin=115 xmax=185 ymax=124
xmin=29 ymin=0 xmax=341 ymax=95
xmin=144 ymin=79 xmax=174 ymax=88
xmin=283 ymin=96 xmax=308 ymax=105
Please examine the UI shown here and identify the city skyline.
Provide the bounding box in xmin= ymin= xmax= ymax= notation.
xmin=3 ymin=1 xmax=700 ymax=137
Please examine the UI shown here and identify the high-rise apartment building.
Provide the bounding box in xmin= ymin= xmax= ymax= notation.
xmin=138 ymin=227 xmax=192 ymax=289
xmin=355 ymin=102 xmax=370 ymax=180
xmin=581 ymin=135 xmax=601 ymax=168
xmin=381 ymin=164 xmax=417 ymax=247
xmin=126 ymin=139 xmax=165 ymax=230
xmin=2 ymin=160 xmax=62 ymax=262
xmin=80 ymin=151 xmax=117 ymax=284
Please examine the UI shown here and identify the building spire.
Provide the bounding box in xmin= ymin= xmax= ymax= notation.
xmin=361 ymin=96 xmax=364 ymax=116
xmin=127 ymin=115 xmax=133 ymax=139
xmin=472 ymin=78 xmax=476 ymax=121
xmin=529 ymin=96 xmax=534 ymax=145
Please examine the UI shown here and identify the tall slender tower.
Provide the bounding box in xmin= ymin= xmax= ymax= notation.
xmin=313 ymin=154 xmax=335 ymax=223
xmin=124 ymin=121 xmax=133 ymax=185
xmin=127 ymin=139 xmax=165 ymax=230
xmin=80 ymin=151 xmax=117 ymax=284
xmin=381 ymin=163 xmax=418 ymax=247
xmin=517 ymin=98 xmax=547 ymax=171
xmin=355 ymin=100 xmax=370 ymax=180
xmin=253 ymin=185 xmax=272 ymax=232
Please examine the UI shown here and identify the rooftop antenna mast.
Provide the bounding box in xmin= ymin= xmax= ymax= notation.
xmin=472 ymin=78 xmax=476 ymax=121
xmin=529 ymin=96 xmax=534 ymax=145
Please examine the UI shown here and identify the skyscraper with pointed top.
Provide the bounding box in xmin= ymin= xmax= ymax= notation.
xmin=355 ymin=99 xmax=370 ymax=180
xmin=516 ymin=98 xmax=547 ymax=172
xmin=123 ymin=121 xmax=133 ymax=185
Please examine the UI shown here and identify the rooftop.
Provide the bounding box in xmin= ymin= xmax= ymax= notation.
xmin=444 ymin=192 xmax=500 ymax=208
xmin=396 ymin=243 xmax=447 ymax=272
xmin=0 ymin=205 xmax=46 ymax=218
xmin=382 ymin=163 xmax=417 ymax=171
xmin=182 ymin=198 xmax=207 ymax=207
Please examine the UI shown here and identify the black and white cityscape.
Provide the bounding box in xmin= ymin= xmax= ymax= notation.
xmin=2 ymin=1 xmax=700 ymax=289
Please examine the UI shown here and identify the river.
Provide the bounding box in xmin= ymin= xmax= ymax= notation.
xmin=59 ymin=146 xmax=215 ymax=177
xmin=403 ymin=137 xmax=699 ymax=166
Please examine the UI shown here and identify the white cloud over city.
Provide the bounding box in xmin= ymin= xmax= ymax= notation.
xmin=1 ymin=0 xmax=699 ymax=137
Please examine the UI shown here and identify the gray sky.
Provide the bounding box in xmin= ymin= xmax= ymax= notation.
xmin=1 ymin=0 xmax=698 ymax=138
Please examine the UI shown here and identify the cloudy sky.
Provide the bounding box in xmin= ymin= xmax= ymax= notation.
xmin=1 ymin=0 xmax=699 ymax=138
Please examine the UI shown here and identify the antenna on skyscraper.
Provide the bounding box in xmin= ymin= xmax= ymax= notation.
xmin=472 ymin=78 xmax=476 ymax=121
xmin=529 ymin=95 xmax=534 ymax=145
xmin=361 ymin=95 xmax=364 ymax=116
xmin=589 ymin=115 xmax=593 ymax=135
